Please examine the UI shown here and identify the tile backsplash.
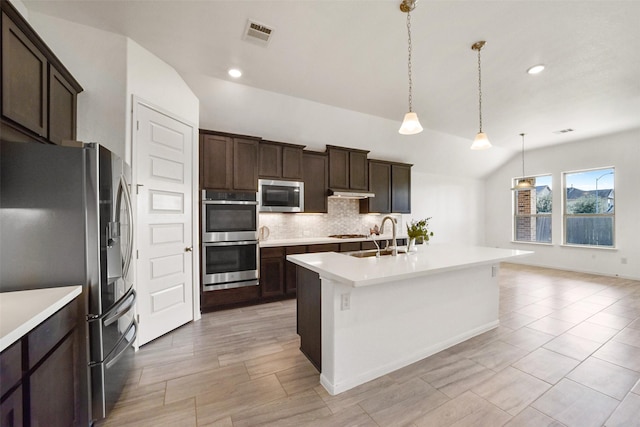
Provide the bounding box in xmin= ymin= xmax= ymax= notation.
xmin=258 ymin=198 xmax=403 ymax=240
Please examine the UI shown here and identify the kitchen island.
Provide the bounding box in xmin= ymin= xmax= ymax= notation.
xmin=287 ymin=243 xmax=531 ymax=395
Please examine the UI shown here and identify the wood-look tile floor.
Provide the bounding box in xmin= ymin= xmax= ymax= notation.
xmin=97 ymin=264 xmax=640 ymax=427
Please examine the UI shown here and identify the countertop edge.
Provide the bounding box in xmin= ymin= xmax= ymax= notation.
xmin=0 ymin=285 xmax=82 ymax=353
xmin=287 ymin=246 xmax=534 ymax=288
xmin=350 ymin=253 xmax=531 ymax=287
xmin=260 ymin=234 xmax=409 ymax=248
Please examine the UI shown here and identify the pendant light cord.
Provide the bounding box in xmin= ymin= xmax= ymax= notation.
xmin=477 ymin=48 xmax=483 ymax=133
xmin=520 ymin=133 xmax=526 ymax=178
xmin=406 ymin=10 xmax=413 ymax=113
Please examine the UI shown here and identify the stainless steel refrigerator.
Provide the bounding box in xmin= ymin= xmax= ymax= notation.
xmin=0 ymin=140 xmax=137 ymax=424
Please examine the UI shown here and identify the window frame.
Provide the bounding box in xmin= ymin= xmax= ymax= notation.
xmin=562 ymin=167 xmax=615 ymax=248
xmin=512 ymin=174 xmax=553 ymax=244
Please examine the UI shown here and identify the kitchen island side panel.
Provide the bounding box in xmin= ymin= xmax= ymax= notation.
xmin=296 ymin=266 xmax=322 ymax=371
xmin=319 ymin=264 xmax=500 ymax=395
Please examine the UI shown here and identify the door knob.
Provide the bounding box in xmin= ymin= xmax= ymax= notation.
xmin=185 ymin=247 xmax=193 ymax=252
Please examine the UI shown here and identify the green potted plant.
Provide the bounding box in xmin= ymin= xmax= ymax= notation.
xmin=406 ymin=217 xmax=434 ymax=251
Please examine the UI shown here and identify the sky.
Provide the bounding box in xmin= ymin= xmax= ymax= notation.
xmin=565 ymin=168 xmax=615 ymax=191
xmin=519 ymin=169 xmax=615 ymax=192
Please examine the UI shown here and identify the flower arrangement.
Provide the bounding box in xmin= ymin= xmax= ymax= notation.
xmin=406 ymin=217 xmax=434 ymax=242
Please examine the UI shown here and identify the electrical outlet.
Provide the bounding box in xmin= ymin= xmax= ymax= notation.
xmin=621 ymin=257 xmax=628 ymax=265
xmin=341 ymin=293 xmax=350 ymax=311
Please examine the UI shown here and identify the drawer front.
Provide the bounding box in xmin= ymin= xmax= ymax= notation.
xmin=285 ymin=245 xmax=306 ymax=255
xmin=0 ymin=341 xmax=22 ymax=396
xmin=260 ymin=246 xmax=285 ymax=258
xmin=307 ymin=243 xmax=340 ymax=253
xmin=339 ymin=242 xmax=361 ymax=252
xmin=28 ymin=298 xmax=77 ymax=369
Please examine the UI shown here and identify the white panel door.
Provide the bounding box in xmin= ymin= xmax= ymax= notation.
xmin=135 ymin=103 xmax=194 ymax=345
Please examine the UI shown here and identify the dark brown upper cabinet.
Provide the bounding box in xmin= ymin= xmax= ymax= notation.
xmin=200 ymin=130 xmax=259 ymax=191
xmin=391 ymin=163 xmax=412 ymax=213
xmin=360 ymin=160 xmax=391 ymax=213
xmin=1 ymin=2 xmax=82 ymax=144
xmin=48 ymin=68 xmax=78 ymax=144
xmin=302 ymin=151 xmax=328 ymax=213
xmin=258 ymin=140 xmax=305 ymax=180
xmin=327 ymin=145 xmax=369 ymax=191
xmin=360 ymin=160 xmax=412 ymax=214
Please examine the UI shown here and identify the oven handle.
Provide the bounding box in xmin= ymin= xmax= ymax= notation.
xmin=203 ymin=240 xmax=258 ymax=247
xmin=202 ymin=200 xmax=259 ymax=206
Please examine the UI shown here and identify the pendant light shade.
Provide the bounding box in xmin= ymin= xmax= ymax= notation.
xmin=398 ymin=0 xmax=423 ymax=135
xmin=399 ymin=112 xmax=424 ymax=135
xmin=513 ymin=179 xmax=534 ymax=190
xmin=471 ymin=132 xmax=491 ymax=150
xmin=511 ymin=133 xmax=534 ymax=190
xmin=470 ymin=41 xmax=491 ymax=150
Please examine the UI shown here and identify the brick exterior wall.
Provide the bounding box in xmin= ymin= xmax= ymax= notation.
xmin=516 ymin=179 xmax=537 ymax=241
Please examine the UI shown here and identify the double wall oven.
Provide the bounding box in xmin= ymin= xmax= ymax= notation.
xmin=201 ymin=190 xmax=259 ymax=291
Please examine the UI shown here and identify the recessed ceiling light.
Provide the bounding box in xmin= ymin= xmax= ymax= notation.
xmin=527 ymin=64 xmax=545 ymax=75
xmin=228 ymin=68 xmax=242 ymax=78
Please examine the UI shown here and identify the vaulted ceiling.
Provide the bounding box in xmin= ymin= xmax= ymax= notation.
xmin=23 ymin=0 xmax=640 ymax=158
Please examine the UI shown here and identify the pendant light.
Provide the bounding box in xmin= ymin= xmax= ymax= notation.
xmin=398 ymin=0 xmax=423 ymax=135
xmin=470 ymin=41 xmax=491 ymax=150
xmin=512 ymin=133 xmax=534 ymax=190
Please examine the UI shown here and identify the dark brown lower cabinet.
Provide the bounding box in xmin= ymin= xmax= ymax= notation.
xmin=285 ymin=245 xmax=306 ymax=295
xmin=29 ymin=333 xmax=77 ymax=425
xmin=306 ymin=243 xmax=340 ymax=253
xmin=201 ymin=286 xmax=261 ymax=312
xmin=260 ymin=247 xmax=285 ymax=297
xmin=296 ymin=266 xmax=322 ymax=371
xmin=0 ymin=384 xmax=22 ymax=427
xmin=339 ymin=242 xmax=360 ymax=252
xmin=0 ymin=295 xmax=88 ymax=427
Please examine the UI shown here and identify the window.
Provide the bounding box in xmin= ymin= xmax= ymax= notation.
xmin=564 ymin=167 xmax=615 ymax=247
xmin=513 ymin=175 xmax=552 ymax=243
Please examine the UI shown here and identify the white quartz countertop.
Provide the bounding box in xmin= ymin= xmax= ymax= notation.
xmin=0 ymin=286 xmax=82 ymax=352
xmin=287 ymin=243 xmax=532 ymax=287
xmin=260 ymin=234 xmax=408 ymax=248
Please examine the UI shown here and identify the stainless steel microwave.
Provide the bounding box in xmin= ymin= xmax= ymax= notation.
xmin=258 ymin=179 xmax=304 ymax=212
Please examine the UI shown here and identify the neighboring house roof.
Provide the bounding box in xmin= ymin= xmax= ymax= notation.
xmin=535 ymin=185 xmax=551 ymax=195
xmin=566 ymin=187 xmax=614 ymax=200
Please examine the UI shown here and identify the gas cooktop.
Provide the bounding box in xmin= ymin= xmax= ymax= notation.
xmin=328 ymin=234 xmax=368 ymax=239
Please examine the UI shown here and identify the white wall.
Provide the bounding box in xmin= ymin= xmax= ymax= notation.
xmin=485 ymin=128 xmax=640 ymax=279
xmin=25 ymin=12 xmax=200 ymax=162
xmin=408 ymin=172 xmax=485 ymax=245
xmin=125 ymin=39 xmax=199 ymax=162
xmin=28 ymin=11 xmax=128 ymax=157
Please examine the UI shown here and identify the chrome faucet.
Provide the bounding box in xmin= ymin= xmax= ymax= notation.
xmin=380 ymin=216 xmax=398 ymax=256
xmin=368 ymin=233 xmax=381 ymax=258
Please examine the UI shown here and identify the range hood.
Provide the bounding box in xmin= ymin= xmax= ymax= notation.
xmin=328 ymin=189 xmax=375 ymax=199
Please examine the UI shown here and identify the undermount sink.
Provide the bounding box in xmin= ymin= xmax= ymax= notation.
xmin=345 ymin=249 xmax=395 ymax=258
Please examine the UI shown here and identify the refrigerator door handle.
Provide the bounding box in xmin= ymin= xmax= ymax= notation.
xmin=120 ymin=175 xmax=135 ymax=278
xmin=103 ymin=289 xmax=136 ymax=327
xmin=105 ymin=320 xmax=137 ymax=370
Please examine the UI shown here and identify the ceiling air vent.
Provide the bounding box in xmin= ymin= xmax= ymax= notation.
xmin=243 ymin=20 xmax=274 ymax=47
xmin=553 ymin=128 xmax=575 ymax=134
